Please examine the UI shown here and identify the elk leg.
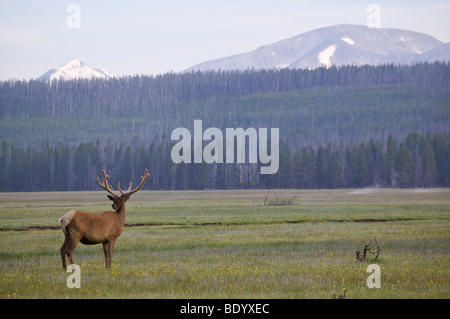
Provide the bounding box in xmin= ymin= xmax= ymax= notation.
xmin=60 ymin=233 xmax=79 ymax=269
xmin=67 ymin=240 xmax=79 ymax=265
xmin=103 ymin=239 xmax=116 ymax=269
xmin=65 ymin=232 xmax=81 ymax=266
xmin=103 ymin=242 xmax=111 ymax=269
xmin=60 ymin=237 xmax=69 ymax=269
xmin=108 ymin=239 xmax=116 ymax=269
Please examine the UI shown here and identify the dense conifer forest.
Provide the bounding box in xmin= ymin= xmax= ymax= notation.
xmin=0 ymin=63 xmax=448 ymax=191
xmin=0 ymin=132 xmax=448 ymax=191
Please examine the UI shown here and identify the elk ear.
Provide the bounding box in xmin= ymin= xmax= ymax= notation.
xmin=107 ymin=195 xmax=116 ymax=202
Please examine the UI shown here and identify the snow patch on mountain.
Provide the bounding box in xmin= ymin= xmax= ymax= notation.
xmin=318 ymin=45 xmax=336 ymax=68
xmin=341 ymin=37 xmax=354 ymax=45
xmin=276 ymin=63 xmax=289 ymax=69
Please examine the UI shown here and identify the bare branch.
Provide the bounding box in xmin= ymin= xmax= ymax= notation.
xmin=263 ymin=192 xmax=296 ymax=206
xmin=355 ymin=238 xmax=382 ymax=261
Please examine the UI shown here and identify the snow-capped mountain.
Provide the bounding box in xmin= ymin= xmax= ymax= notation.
xmin=37 ymin=59 xmax=115 ymax=81
xmin=186 ymin=24 xmax=448 ymax=72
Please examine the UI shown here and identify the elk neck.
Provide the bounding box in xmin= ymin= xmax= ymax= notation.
xmin=115 ymin=204 xmax=126 ymax=226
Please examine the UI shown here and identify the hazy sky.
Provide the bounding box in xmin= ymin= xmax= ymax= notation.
xmin=0 ymin=0 xmax=449 ymax=80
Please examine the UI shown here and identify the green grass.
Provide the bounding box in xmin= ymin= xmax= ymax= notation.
xmin=0 ymin=188 xmax=449 ymax=298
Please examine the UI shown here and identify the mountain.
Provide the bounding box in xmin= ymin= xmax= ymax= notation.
xmin=414 ymin=42 xmax=450 ymax=63
xmin=186 ymin=24 xmax=447 ymax=72
xmin=37 ymin=59 xmax=115 ymax=81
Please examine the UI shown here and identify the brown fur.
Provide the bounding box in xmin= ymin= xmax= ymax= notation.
xmin=59 ymin=170 xmax=149 ymax=269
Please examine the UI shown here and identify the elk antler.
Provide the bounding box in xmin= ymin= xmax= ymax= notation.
xmin=118 ymin=169 xmax=150 ymax=196
xmin=97 ymin=169 xmax=119 ymax=199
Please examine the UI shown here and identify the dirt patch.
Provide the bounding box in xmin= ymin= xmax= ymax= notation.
xmin=0 ymin=226 xmax=61 ymax=232
xmin=353 ymin=218 xmax=416 ymax=223
xmin=0 ymin=217 xmax=420 ymax=232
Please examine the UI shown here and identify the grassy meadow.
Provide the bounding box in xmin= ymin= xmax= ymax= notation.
xmin=0 ymin=188 xmax=449 ymax=299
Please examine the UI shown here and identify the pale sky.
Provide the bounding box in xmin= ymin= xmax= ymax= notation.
xmin=0 ymin=0 xmax=449 ymax=80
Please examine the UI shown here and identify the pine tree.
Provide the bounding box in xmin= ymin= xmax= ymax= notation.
xmin=384 ymin=134 xmax=397 ymax=187
xmin=421 ymin=139 xmax=437 ymax=187
xmin=354 ymin=144 xmax=369 ymax=187
xmin=327 ymin=149 xmax=341 ymax=188
xmin=395 ymin=144 xmax=414 ymax=188
xmin=432 ymin=133 xmax=450 ymax=186
xmin=315 ymin=146 xmax=327 ymax=188
xmin=0 ymin=140 xmax=9 ymax=191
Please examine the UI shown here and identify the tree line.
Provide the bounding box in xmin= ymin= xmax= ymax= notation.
xmin=2 ymin=62 xmax=448 ymax=119
xmin=1 ymin=132 xmax=448 ymax=192
xmin=0 ymin=63 xmax=448 ymax=149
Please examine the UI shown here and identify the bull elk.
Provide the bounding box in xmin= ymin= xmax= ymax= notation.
xmin=59 ymin=169 xmax=150 ymax=269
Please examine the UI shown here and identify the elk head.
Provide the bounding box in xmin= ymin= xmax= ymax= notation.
xmin=97 ymin=169 xmax=150 ymax=211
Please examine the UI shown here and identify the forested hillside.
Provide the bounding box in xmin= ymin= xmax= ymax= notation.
xmin=0 ymin=132 xmax=448 ymax=191
xmin=0 ymin=63 xmax=448 ymax=191
xmin=1 ymin=63 xmax=448 ymax=148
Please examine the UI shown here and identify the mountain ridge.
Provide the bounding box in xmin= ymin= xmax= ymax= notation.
xmin=186 ymin=24 xmax=449 ymax=72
